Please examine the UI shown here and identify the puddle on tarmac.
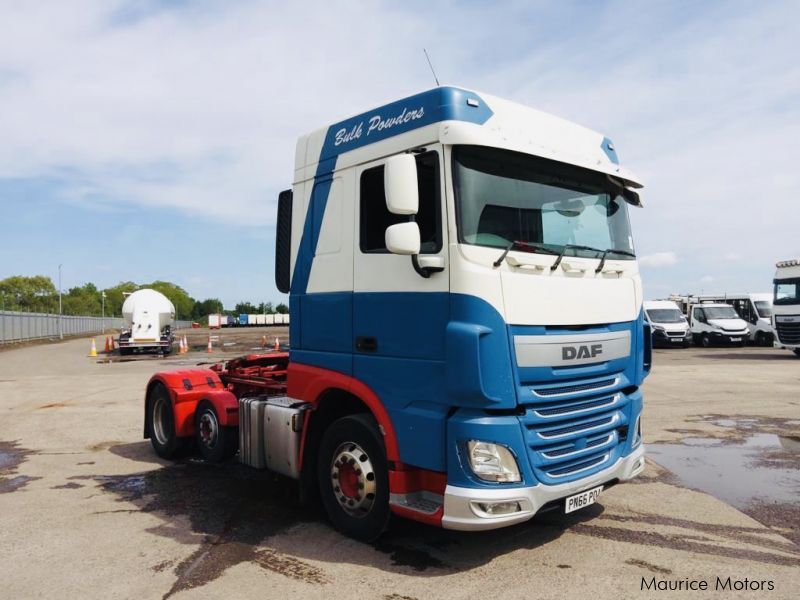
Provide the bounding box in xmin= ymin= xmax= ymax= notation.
xmin=649 ymin=433 xmax=800 ymax=509
xmin=0 ymin=440 xmax=40 ymax=493
xmin=650 ymin=418 xmax=800 ymax=544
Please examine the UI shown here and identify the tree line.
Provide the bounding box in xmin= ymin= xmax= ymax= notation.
xmin=0 ymin=275 xmax=287 ymax=321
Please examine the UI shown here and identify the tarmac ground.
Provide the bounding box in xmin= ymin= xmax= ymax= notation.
xmin=1 ymin=330 xmax=798 ymax=599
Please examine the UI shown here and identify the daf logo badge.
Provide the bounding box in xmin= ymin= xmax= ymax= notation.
xmin=562 ymin=344 xmax=604 ymax=360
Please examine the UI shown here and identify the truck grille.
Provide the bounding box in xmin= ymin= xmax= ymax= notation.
xmin=532 ymin=377 xmax=617 ymax=397
xmin=520 ymin=373 xmax=630 ymax=485
xmin=776 ymin=319 xmax=800 ymax=345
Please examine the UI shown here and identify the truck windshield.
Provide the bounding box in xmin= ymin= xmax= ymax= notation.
xmin=754 ymin=301 xmax=773 ymax=317
xmin=647 ymin=309 xmax=684 ymax=323
xmin=452 ymin=146 xmax=636 ymax=260
xmin=703 ymin=306 xmax=738 ymax=320
xmin=774 ymin=279 xmax=800 ymax=305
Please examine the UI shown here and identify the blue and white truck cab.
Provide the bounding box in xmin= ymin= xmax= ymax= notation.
xmin=144 ymin=86 xmax=649 ymax=542
xmin=276 ymin=86 xmax=649 ymax=536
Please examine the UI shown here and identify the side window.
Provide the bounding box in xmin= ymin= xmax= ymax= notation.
xmin=359 ymin=152 xmax=441 ymax=254
xmin=693 ymin=307 xmax=704 ymax=323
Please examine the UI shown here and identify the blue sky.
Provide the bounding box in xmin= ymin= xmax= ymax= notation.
xmin=1 ymin=0 xmax=798 ymax=307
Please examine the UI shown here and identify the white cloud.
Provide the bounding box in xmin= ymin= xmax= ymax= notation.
xmin=639 ymin=252 xmax=678 ymax=268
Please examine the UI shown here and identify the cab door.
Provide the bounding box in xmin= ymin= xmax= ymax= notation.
xmin=352 ymin=148 xmax=450 ymax=471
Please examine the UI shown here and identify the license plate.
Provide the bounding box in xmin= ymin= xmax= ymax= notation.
xmin=565 ymin=485 xmax=603 ymax=514
xmin=730 ymin=337 xmax=741 ymax=342
xmin=671 ymin=338 xmax=682 ymax=342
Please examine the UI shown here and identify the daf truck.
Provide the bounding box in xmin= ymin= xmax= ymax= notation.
xmin=143 ymin=87 xmax=649 ymax=541
xmin=773 ymin=259 xmax=800 ymax=356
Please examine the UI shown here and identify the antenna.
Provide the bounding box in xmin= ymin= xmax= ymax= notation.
xmin=423 ymin=48 xmax=440 ymax=87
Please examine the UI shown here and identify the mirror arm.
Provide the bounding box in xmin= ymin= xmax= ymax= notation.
xmin=411 ymin=255 xmax=444 ymax=278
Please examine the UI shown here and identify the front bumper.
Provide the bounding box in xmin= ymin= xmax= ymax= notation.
xmin=652 ymin=330 xmax=690 ymax=345
xmin=441 ymin=444 xmax=645 ymax=531
xmin=707 ymin=331 xmax=748 ymax=344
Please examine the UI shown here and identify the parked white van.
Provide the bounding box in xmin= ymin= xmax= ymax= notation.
xmin=644 ymin=300 xmax=691 ymax=347
xmin=689 ymin=303 xmax=749 ymax=347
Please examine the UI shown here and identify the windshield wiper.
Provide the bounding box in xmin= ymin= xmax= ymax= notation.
xmin=595 ymin=248 xmax=636 ymax=273
xmin=550 ymin=244 xmax=635 ymax=272
xmin=493 ymin=241 xmax=559 ymax=268
xmin=550 ymin=244 xmax=602 ymax=271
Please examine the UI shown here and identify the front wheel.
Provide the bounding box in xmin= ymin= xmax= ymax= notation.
xmin=147 ymin=383 xmax=187 ymax=459
xmin=317 ymin=414 xmax=390 ymax=542
xmin=701 ymin=334 xmax=711 ymax=348
xmin=195 ymin=400 xmax=237 ymax=462
xmin=793 ymin=348 xmax=800 ymax=357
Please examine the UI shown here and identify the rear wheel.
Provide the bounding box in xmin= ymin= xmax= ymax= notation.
xmin=317 ymin=414 xmax=390 ymax=542
xmin=147 ymin=383 xmax=187 ymax=459
xmin=195 ymin=400 xmax=237 ymax=462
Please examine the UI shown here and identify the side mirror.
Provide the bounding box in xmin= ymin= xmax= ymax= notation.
xmin=622 ymin=186 xmax=643 ymax=207
xmin=384 ymin=155 xmax=418 ymax=215
xmin=385 ymin=222 xmax=420 ymax=255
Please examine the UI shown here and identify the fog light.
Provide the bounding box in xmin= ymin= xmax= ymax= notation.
xmin=467 ymin=440 xmax=521 ymax=483
xmin=473 ymin=501 xmax=522 ymax=516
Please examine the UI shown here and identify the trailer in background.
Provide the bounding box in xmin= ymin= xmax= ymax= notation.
xmin=208 ymin=314 xmax=222 ymax=329
xmin=239 ymin=314 xmax=248 ymax=326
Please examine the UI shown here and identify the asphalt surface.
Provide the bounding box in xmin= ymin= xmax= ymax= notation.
xmin=1 ymin=331 xmax=798 ymax=599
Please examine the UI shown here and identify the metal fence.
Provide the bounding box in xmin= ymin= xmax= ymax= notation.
xmin=0 ymin=310 xmax=193 ymax=344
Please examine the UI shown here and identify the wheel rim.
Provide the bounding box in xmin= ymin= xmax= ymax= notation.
xmin=198 ymin=410 xmax=219 ymax=449
xmin=152 ymin=396 xmax=169 ymax=445
xmin=330 ymin=442 xmax=376 ymax=518
xmin=703 ymin=336 xmax=709 ymax=347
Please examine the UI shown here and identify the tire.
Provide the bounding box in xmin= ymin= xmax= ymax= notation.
xmin=147 ymin=383 xmax=187 ymax=459
xmin=683 ymin=339 xmax=691 ymax=348
xmin=195 ymin=400 xmax=237 ymax=462
xmin=755 ymin=332 xmax=765 ymax=347
xmin=793 ymin=349 xmax=800 ymax=358
xmin=701 ymin=334 xmax=711 ymax=348
xmin=317 ymin=414 xmax=390 ymax=542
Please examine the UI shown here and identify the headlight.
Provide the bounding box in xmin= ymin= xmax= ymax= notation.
xmin=652 ymin=325 xmax=665 ymax=332
xmin=467 ymin=441 xmax=521 ymax=483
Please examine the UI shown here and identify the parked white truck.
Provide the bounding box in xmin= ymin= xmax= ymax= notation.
xmin=118 ymin=289 xmax=176 ymax=355
xmin=644 ymin=300 xmax=691 ymax=347
xmin=773 ymin=259 xmax=800 ymax=356
xmin=669 ymin=293 xmax=774 ymax=345
xmin=688 ymin=302 xmax=749 ymax=347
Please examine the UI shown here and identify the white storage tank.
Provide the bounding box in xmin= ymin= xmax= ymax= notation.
xmin=119 ymin=289 xmax=176 ymax=353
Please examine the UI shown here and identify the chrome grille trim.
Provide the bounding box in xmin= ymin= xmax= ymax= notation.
xmin=541 ymin=434 xmax=615 ymax=460
xmin=532 ymin=376 xmax=619 ymax=398
xmin=546 ymin=453 xmax=610 ymax=478
xmin=537 ymin=413 xmax=619 ymax=440
xmin=533 ymin=394 xmax=620 ymax=419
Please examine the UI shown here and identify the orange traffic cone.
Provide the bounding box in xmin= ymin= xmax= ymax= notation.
xmin=261 ymin=335 xmax=267 ymax=348
xmin=182 ymin=335 xmax=188 ymax=354
xmin=178 ymin=337 xmax=184 ymax=354
xmin=104 ymin=336 xmax=111 ymax=353
xmin=274 ymin=337 xmax=280 ymax=352
xmin=207 ymin=337 xmax=213 ymax=353
xmin=89 ymin=338 xmax=98 ymax=357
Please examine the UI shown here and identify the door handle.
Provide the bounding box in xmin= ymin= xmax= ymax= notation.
xmin=356 ymin=336 xmax=378 ymax=352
